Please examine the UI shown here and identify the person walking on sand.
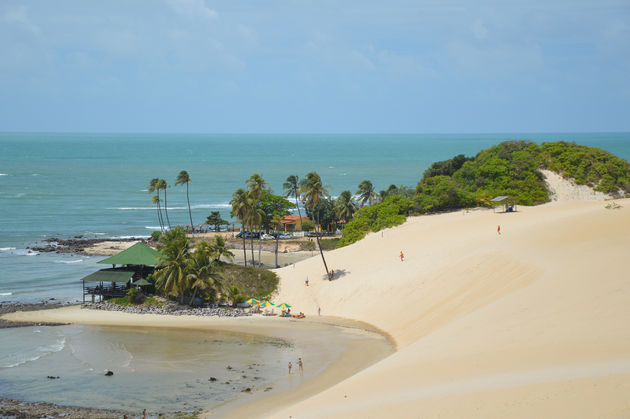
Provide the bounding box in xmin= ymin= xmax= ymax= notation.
xmin=400 ymin=251 xmax=404 ymax=262
xmin=497 ymin=225 xmax=501 ymax=235
xmin=305 ymin=276 xmax=309 ymax=286
xmin=318 ymin=307 xmax=321 ymax=316
xmin=298 ymin=358 xmax=303 ymax=371
xmin=288 ymin=361 xmax=292 ymax=374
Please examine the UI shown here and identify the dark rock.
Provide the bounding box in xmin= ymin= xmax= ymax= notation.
xmin=105 ymin=371 xmax=114 ymax=376
xmin=241 ymin=388 xmax=251 ymax=393
xmin=209 ymin=377 xmax=217 ymax=382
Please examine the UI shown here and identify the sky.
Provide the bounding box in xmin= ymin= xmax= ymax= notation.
xmin=1 ymin=0 xmax=629 ymax=134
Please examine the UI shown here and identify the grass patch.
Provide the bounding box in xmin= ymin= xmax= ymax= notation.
xmin=298 ymin=240 xmax=316 ymax=251
xmin=217 ymin=262 xmax=279 ymax=301
xmin=319 ymin=238 xmax=340 ymax=250
xmin=107 ymin=296 xmax=131 ymax=305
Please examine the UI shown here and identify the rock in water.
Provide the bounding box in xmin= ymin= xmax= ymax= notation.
xmin=105 ymin=370 xmax=114 ymax=376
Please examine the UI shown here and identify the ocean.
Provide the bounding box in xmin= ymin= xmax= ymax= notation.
xmin=1 ymin=132 xmax=630 ymax=302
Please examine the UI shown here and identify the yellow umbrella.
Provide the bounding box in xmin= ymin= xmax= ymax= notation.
xmin=245 ymin=298 xmax=260 ymax=304
xmin=276 ymin=303 xmax=291 ymax=309
xmin=260 ymin=301 xmax=274 ymax=307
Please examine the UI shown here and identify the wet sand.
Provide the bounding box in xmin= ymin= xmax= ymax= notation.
xmin=2 ymin=306 xmax=394 ymax=418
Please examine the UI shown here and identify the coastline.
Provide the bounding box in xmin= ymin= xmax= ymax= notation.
xmin=4 ymin=198 xmax=630 ymax=418
xmin=1 ymin=306 xmax=394 ymax=418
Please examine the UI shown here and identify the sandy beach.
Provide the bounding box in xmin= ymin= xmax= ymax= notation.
xmin=267 ymin=197 xmax=630 ymax=418
xmin=2 ymin=306 xmax=393 ymax=417
xmin=4 ymin=194 xmax=630 ymax=417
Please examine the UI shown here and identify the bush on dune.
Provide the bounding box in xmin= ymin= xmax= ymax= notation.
xmin=337 ymin=140 xmax=630 ymax=248
xmin=337 ymin=196 xmax=411 ymax=247
xmin=539 ymin=141 xmax=630 ymax=194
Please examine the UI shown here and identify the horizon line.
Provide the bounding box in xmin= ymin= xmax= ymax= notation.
xmin=1 ymin=130 xmax=629 ymax=136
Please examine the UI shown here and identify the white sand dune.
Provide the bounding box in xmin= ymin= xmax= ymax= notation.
xmin=270 ymin=198 xmax=630 ymax=418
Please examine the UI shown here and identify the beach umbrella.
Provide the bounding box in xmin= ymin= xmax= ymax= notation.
xmin=245 ymin=298 xmax=260 ymax=305
xmin=276 ymin=303 xmax=291 ymax=309
xmin=133 ymin=278 xmax=151 ymax=286
xmin=260 ymin=301 xmax=274 ymax=307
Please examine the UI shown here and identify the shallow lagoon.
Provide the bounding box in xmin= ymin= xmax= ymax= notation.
xmin=0 ymin=320 xmax=392 ymax=416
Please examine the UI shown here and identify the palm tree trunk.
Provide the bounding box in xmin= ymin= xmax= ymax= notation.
xmin=155 ymin=201 xmax=164 ymax=233
xmin=250 ymin=234 xmax=255 ymax=266
xmin=164 ymin=189 xmax=172 ymax=229
xmin=186 ymin=182 xmax=194 ymax=238
xmin=189 ymin=288 xmax=198 ymax=306
xmin=275 ymin=229 xmax=279 ymax=268
xmin=315 ymin=232 xmax=329 ymax=279
xmin=315 ymin=214 xmax=330 ymax=278
xmin=295 ymin=195 xmax=302 ymax=227
xmin=258 ymin=228 xmax=262 ymax=266
xmin=242 ymin=223 xmax=247 ymax=267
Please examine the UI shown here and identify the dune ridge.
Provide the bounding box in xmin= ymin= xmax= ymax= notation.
xmin=270 ymin=198 xmax=630 ymax=418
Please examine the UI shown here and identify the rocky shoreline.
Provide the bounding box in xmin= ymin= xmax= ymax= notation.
xmin=0 ymin=397 xmax=127 ymax=419
xmin=0 ymin=302 xmax=69 ymax=329
xmin=28 ymin=237 xmax=147 ymax=255
xmin=84 ymin=302 xmax=252 ymax=317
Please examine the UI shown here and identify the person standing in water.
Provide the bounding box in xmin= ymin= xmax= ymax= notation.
xmin=298 ymin=358 xmax=303 ymax=371
xmin=288 ymin=361 xmax=292 ymax=374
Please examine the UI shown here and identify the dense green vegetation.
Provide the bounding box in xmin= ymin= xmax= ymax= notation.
xmin=218 ymin=263 xmax=278 ymax=303
xmin=539 ymin=142 xmax=630 ymax=193
xmin=337 ymin=195 xmax=411 ymax=247
xmin=336 ymin=141 xmax=630 ymax=247
xmin=140 ymin=227 xmax=278 ymax=306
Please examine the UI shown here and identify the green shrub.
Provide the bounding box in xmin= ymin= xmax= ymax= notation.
xmin=298 ymin=240 xmax=316 ymax=251
xmin=218 ymin=263 xmax=279 ymax=301
xmin=300 ymin=219 xmax=315 ymax=231
xmin=319 ymin=238 xmax=340 ymax=250
xmin=108 ymin=296 xmax=131 ymax=305
xmin=126 ymin=287 xmax=145 ymax=304
xmin=539 ymin=141 xmax=630 ymax=194
xmin=338 ymin=196 xmax=411 ymax=247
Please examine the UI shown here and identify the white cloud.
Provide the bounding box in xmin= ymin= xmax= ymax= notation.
xmin=166 ymin=0 xmax=218 ymax=20
xmin=4 ymin=6 xmax=41 ymax=35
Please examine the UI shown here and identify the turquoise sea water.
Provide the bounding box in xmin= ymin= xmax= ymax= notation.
xmin=1 ymin=132 xmax=629 ymax=302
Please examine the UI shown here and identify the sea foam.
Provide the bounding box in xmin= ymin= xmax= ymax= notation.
xmin=55 ymin=259 xmax=83 ymax=264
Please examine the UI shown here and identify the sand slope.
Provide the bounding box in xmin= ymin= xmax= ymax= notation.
xmin=271 ymin=199 xmax=630 ymax=418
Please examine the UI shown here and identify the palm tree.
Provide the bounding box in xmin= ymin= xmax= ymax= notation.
xmin=230 ymin=188 xmax=249 ymax=267
xmin=247 ymin=174 xmax=267 ymax=265
xmin=300 ymin=171 xmax=331 ymax=278
xmin=356 ymin=180 xmax=377 ymax=207
xmin=186 ymin=244 xmax=220 ymax=305
xmin=152 ymin=195 xmax=165 ymax=233
xmin=175 ymin=170 xmax=194 ymax=237
xmin=158 ymin=179 xmax=172 ymax=229
xmin=283 ymin=175 xmax=302 ymax=225
xmin=247 ymin=173 xmax=267 ymax=200
xmin=154 ymin=245 xmax=189 ymax=304
xmin=335 ymin=190 xmax=356 ymax=222
xmin=244 ymin=197 xmax=263 ymax=266
xmin=271 ymin=213 xmax=284 ymax=268
xmin=212 ymin=235 xmax=234 ymax=262
xmin=148 ymin=178 xmax=164 ymax=232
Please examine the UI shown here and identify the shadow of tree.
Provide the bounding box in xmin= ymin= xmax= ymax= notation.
xmin=320 ymin=269 xmax=349 ymax=281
